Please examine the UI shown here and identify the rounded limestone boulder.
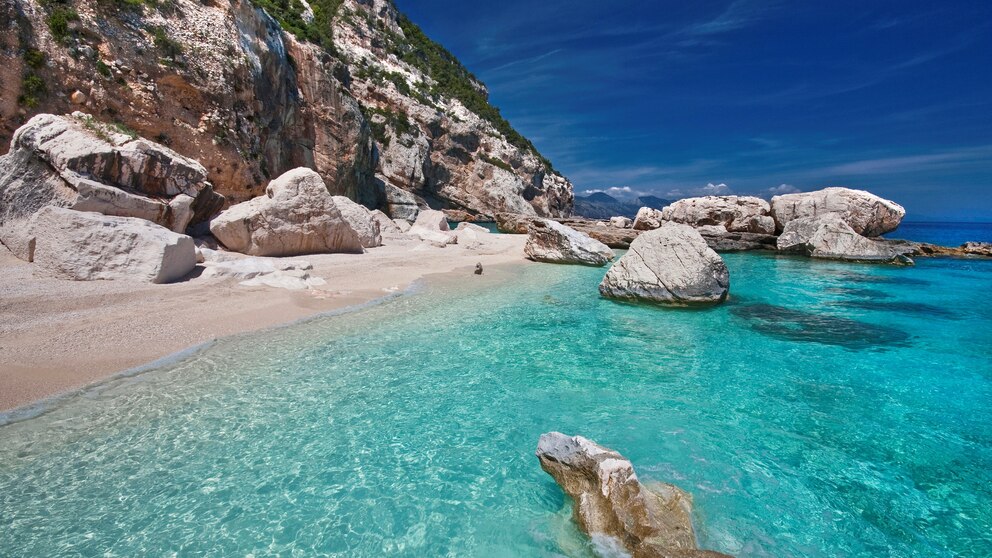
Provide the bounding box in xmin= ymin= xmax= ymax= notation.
xmin=599 ymin=222 xmax=730 ymax=305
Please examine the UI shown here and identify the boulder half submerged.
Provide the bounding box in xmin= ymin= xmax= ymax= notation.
xmin=536 ymin=432 xmax=732 ymax=558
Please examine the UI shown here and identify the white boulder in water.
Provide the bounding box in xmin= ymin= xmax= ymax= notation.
xmin=600 ymin=222 xmax=730 ymax=305
xmin=777 ymin=213 xmax=913 ymax=264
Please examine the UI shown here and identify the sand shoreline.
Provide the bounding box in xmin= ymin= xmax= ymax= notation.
xmin=0 ymin=232 xmax=530 ymax=412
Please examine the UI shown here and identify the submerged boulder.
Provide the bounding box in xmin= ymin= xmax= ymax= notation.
xmin=777 ymin=213 xmax=913 ymax=264
xmin=209 ymin=167 xmax=364 ymax=257
xmin=536 ymin=432 xmax=731 ymax=558
xmin=662 ymin=195 xmax=775 ymax=235
xmin=633 ymin=207 xmax=664 ymax=230
xmin=770 ymin=187 xmax=905 ymax=237
xmin=524 ymin=219 xmax=614 ymax=266
xmin=332 ymin=196 xmax=382 ymax=248
xmin=600 ymin=223 xmax=730 ymax=305
xmin=26 ymin=206 xmax=196 ymax=283
xmin=0 ymin=113 xmax=223 ymax=244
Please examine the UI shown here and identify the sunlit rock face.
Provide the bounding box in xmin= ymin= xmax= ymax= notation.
xmin=770 ymin=187 xmax=905 ymax=237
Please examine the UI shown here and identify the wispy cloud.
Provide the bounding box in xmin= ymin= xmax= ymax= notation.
xmin=681 ymin=0 xmax=773 ymax=37
xmin=822 ymin=145 xmax=992 ymax=176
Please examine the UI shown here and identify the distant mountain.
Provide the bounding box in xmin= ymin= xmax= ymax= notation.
xmin=573 ymin=193 xmax=672 ymax=219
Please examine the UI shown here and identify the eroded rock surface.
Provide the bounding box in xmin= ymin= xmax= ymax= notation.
xmin=26 ymin=206 xmax=195 ymax=283
xmin=770 ymin=187 xmax=905 ymax=237
xmin=209 ymin=167 xmax=364 ymax=257
xmin=524 ymin=219 xmax=614 ymax=266
xmin=333 ymin=196 xmax=382 ymax=248
xmin=662 ymin=196 xmax=775 ymax=235
xmin=0 ymin=113 xmax=223 ymax=250
xmin=536 ymin=432 xmax=732 ymax=558
xmin=777 ymin=213 xmax=914 ymax=264
xmin=600 ymin=223 xmax=730 ymax=305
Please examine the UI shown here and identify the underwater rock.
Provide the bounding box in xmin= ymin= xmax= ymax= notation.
xmin=536 ymin=432 xmax=732 ymax=558
xmin=525 ymin=219 xmax=615 ymax=266
xmin=600 ymin=223 xmax=730 ymax=305
xmin=731 ymin=303 xmax=911 ymax=350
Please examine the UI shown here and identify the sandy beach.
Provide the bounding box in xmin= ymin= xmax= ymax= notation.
xmin=0 ymin=232 xmax=529 ymax=411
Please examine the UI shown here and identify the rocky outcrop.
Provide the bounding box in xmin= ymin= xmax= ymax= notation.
xmin=662 ymin=196 xmax=775 ymax=235
xmin=907 ymin=241 xmax=992 ymax=258
xmin=24 ymin=206 xmax=195 ymax=283
xmin=633 ymin=207 xmax=665 ymax=231
xmin=371 ymin=209 xmax=402 ymax=234
xmin=770 ymin=187 xmax=905 ymax=237
xmin=209 ymin=168 xmax=364 ymax=257
xmin=536 ymin=433 xmax=731 ymax=558
xmin=332 ymin=196 xmax=382 ymax=248
xmin=600 ymin=223 xmax=730 ymax=305
xmin=0 ymin=113 xmax=223 ymax=249
xmin=777 ymin=213 xmax=913 ymax=264
xmin=524 ymin=219 xmax=614 ymax=266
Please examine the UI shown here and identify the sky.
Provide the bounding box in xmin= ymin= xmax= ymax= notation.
xmin=393 ymin=0 xmax=992 ymax=221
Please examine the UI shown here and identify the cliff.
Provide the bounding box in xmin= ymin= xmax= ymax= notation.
xmin=0 ymin=0 xmax=572 ymax=218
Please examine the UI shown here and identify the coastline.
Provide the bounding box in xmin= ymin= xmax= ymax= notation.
xmin=0 ymin=232 xmax=530 ymax=412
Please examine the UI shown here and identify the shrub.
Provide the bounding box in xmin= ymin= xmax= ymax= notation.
xmin=151 ymin=27 xmax=182 ymax=58
xmin=24 ymin=49 xmax=46 ymax=69
xmin=46 ymin=7 xmax=79 ymax=44
xmin=481 ymin=155 xmax=513 ymax=173
xmin=96 ymin=59 xmax=112 ymax=77
xmin=18 ymin=73 xmax=47 ymax=108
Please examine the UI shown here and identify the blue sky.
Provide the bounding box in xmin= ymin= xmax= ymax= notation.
xmin=394 ymin=0 xmax=992 ymax=221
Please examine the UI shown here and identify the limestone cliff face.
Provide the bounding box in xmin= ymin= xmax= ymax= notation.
xmin=1 ymin=0 xmax=572 ymax=218
xmin=330 ymin=0 xmax=573 ymax=218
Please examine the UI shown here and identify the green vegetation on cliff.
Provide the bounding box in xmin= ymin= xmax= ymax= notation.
xmin=253 ymin=0 xmax=343 ymax=50
xmin=390 ymin=15 xmax=555 ymax=173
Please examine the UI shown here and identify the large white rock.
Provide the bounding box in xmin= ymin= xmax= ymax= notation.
xmin=600 ymin=222 xmax=730 ymax=305
xmin=777 ymin=213 xmax=913 ymax=264
xmin=0 ymin=113 xmax=223 ymax=242
xmin=209 ymin=168 xmax=364 ymax=257
xmin=332 ymin=196 xmax=382 ymax=248
xmin=633 ymin=206 xmax=664 ymax=230
xmin=609 ymin=216 xmax=633 ymax=229
xmin=536 ymin=432 xmax=730 ymax=558
xmin=524 ymin=219 xmax=614 ymax=266
xmin=770 ymin=187 xmax=905 ymax=237
xmin=661 ymin=195 xmax=775 ymax=234
xmin=26 ymin=206 xmax=196 ymax=283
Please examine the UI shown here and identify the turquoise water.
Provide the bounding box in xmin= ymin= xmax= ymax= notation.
xmin=1 ymin=253 xmax=991 ymax=557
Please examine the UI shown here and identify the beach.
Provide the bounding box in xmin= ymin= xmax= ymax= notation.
xmin=0 ymin=232 xmax=528 ymax=411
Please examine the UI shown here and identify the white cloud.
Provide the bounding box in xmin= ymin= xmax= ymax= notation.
xmin=664 ymin=182 xmax=733 ymax=199
xmin=767 ymin=183 xmax=800 ymax=195
xmin=581 ymin=186 xmax=650 ymax=198
xmin=700 ymin=182 xmax=732 ymax=195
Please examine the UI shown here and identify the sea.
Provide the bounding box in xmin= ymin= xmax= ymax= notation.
xmin=1 ymin=223 xmax=990 ymax=557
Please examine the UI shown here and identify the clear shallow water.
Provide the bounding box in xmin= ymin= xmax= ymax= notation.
xmin=1 ymin=253 xmax=991 ymax=557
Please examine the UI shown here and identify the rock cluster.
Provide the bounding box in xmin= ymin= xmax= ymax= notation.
xmin=0 ymin=113 xmax=223 ymax=249
xmin=770 ymin=187 xmax=905 ymax=236
xmin=524 ymin=219 xmax=615 ymax=266
xmin=536 ymin=432 xmax=731 ymax=558
xmin=407 ymin=209 xmax=458 ymax=247
xmin=633 ymin=207 xmax=664 ymax=231
xmin=600 ymin=223 xmax=730 ymax=305
xmin=661 ymin=195 xmax=775 ymax=234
